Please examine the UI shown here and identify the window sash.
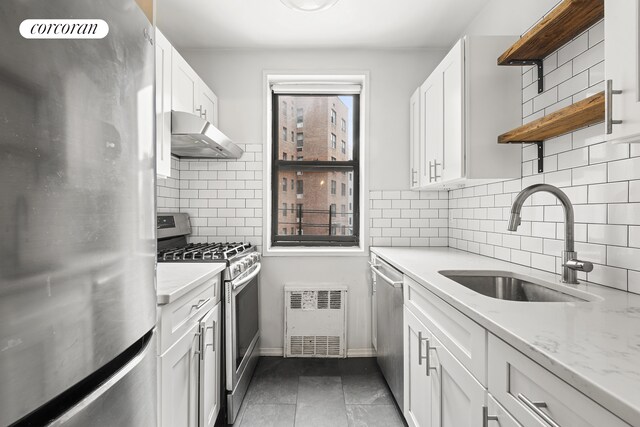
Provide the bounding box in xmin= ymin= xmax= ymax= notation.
xmin=271 ymin=92 xmax=360 ymax=247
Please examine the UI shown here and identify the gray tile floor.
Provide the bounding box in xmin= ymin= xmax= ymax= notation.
xmin=230 ymin=357 xmax=406 ymax=427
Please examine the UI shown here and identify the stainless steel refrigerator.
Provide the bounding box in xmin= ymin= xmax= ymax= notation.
xmin=0 ymin=1 xmax=157 ymax=425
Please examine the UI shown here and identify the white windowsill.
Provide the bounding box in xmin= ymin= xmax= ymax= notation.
xmin=264 ymin=245 xmax=367 ymax=257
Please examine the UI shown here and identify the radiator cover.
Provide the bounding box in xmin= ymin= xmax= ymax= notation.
xmin=284 ymin=286 xmax=348 ymax=358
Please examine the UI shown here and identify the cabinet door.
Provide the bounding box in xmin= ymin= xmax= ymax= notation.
xmin=198 ymin=81 xmax=219 ymax=127
xmin=371 ymin=274 xmax=377 ymax=351
xmin=440 ymin=39 xmax=464 ymax=181
xmin=420 ymin=72 xmax=443 ymax=186
xmin=430 ymin=332 xmax=485 ymax=427
xmin=155 ymin=29 xmax=172 ymax=177
xmin=404 ymin=307 xmax=435 ymax=427
xmin=159 ymin=324 xmax=200 ymax=427
xmin=605 ymin=0 xmax=640 ymax=143
xmin=199 ymin=303 xmax=221 ymax=427
xmin=171 ymin=48 xmax=198 ymax=114
xmin=410 ymin=87 xmax=421 ymax=189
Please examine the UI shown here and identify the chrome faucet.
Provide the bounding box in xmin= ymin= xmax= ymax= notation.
xmin=508 ymin=184 xmax=593 ymax=284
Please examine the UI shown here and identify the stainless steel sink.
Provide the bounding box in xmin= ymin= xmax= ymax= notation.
xmin=440 ymin=271 xmax=589 ymax=302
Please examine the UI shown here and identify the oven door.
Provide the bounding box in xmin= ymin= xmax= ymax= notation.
xmin=225 ymin=263 xmax=261 ymax=392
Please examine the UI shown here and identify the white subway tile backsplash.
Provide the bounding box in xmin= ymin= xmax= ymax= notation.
xmin=608 ymin=157 xmax=640 ymax=182
xmin=588 ymin=224 xmax=628 ymax=246
xmin=572 ymin=163 xmax=607 ymax=185
xmin=588 ymin=182 xmax=628 ymax=203
xmin=557 ymin=32 xmax=588 ymax=66
xmin=607 ymin=246 xmax=640 ymax=271
xmin=608 ymin=203 xmax=640 ymax=225
xmin=572 ymin=40 xmax=604 ymax=74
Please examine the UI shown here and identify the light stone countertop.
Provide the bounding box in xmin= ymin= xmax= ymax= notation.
xmin=370 ymin=247 xmax=640 ymax=427
xmin=156 ymin=263 xmax=225 ymax=305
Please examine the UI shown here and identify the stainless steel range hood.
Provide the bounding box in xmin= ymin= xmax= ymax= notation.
xmin=171 ymin=111 xmax=244 ymax=159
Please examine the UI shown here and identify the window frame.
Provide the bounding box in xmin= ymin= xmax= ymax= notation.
xmin=270 ymin=91 xmax=361 ymax=248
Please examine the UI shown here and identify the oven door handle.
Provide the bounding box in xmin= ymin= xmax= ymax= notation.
xmin=232 ymin=263 xmax=262 ymax=292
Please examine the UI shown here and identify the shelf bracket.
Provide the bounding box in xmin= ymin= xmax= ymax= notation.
xmin=507 ymin=59 xmax=543 ymax=93
xmin=535 ymin=141 xmax=544 ymax=173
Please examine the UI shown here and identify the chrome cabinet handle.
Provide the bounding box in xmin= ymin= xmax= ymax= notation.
xmin=432 ymin=159 xmax=442 ymax=181
xmin=482 ymin=406 xmax=498 ymax=427
xmin=417 ymin=332 xmax=437 ymax=376
xmin=606 ymin=79 xmax=623 ymax=134
xmin=411 ymin=168 xmax=418 ymax=186
xmin=517 ymin=393 xmax=561 ymax=427
xmin=191 ymin=298 xmax=211 ymax=310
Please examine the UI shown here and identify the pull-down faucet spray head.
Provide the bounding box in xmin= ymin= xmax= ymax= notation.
xmin=507 ymin=212 xmax=521 ymax=231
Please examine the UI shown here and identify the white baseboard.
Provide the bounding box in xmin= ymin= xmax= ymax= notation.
xmin=259 ymin=348 xmax=284 ymax=356
xmin=259 ymin=348 xmax=376 ymax=358
xmin=346 ymin=348 xmax=376 ymax=357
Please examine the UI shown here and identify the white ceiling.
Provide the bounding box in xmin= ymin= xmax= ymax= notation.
xmin=157 ymin=0 xmax=490 ymax=49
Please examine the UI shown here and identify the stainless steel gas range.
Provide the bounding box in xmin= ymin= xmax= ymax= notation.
xmin=157 ymin=213 xmax=260 ymax=425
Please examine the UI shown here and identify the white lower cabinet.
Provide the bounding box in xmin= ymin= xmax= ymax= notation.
xmin=398 ymin=269 xmax=632 ymax=427
xmin=404 ymin=307 xmax=436 ymax=427
xmin=488 ymin=334 xmax=630 ymax=427
xmin=160 ymin=323 xmax=200 ymax=427
xmin=404 ymin=305 xmax=485 ymax=427
xmin=157 ymin=274 xmax=222 ymax=427
xmin=199 ymin=302 xmax=221 ymax=427
xmin=430 ymin=331 xmax=485 ymax=427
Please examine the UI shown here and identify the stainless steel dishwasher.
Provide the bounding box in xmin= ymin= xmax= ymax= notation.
xmin=369 ymin=253 xmax=404 ymax=409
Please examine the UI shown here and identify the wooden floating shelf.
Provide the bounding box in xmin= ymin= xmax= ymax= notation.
xmin=498 ymin=91 xmax=604 ymax=144
xmin=498 ymin=0 xmax=604 ymax=65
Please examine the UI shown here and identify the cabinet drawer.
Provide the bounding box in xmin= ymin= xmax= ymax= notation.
xmin=488 ymin=334 xmax=630 ymax=427
xmin=487 ymin=393 xmax=522 ymax=427
xmin=158 ymin=277 xmax=218 ymax=354
xmin=404 ymin=275 xmax=487 ymax=386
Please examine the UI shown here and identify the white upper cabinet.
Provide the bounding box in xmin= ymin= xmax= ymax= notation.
xmin=198 ymin=82 xmax=219 ymax=127
xmin=411 ymin=36 xmax=522 ymax=190
xmin=605 ymin=0 xmax=640 ymax=143
xmin=155 ymin=29 xmax=172 ymax=177
xmin=420 ymin=71 xmax=444 ymax=186
xmin=171 ymin=47 xmax=200 ymax=115
xmin=409 ymin=88 xmax=421 ymax=189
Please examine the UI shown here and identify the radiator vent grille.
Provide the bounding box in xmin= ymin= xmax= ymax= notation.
xmin=288 ymin=290 xmax=343 ymax=310
xmin=288 ymin=335 xmax=342 ymax=357
xmin=284 ymin=286 xmax=347 ymax=358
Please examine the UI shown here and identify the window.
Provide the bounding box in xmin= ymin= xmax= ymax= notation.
xmin=282 ymin=228 xmax=287 ymax=235
xmin=282 ymin=203 xmax=287 ymax=216
xmin=296 ymin=108 xmax=304 ymax=127
xmin=296 ymin=132 xmax=304 ymax=151
xmin=271 ymin=88 xmax=361 ymax=247
xmin=341 ymin=118 xmax=347 ymax=132
xmin=282 ymin=127 xmax=287 ymax=141
xmin=283 ymin=152 xmax=287 ymax=160
xmin=283 ymin=101 xmax=287 ymax=116
xmin=282 ymin=178 xmax=287 ymax=191
xmin=291 ymin=131 xmax=294 ymax=141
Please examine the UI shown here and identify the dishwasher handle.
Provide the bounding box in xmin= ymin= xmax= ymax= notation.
xmin=369 ymin=262 xmax=403 ymax=289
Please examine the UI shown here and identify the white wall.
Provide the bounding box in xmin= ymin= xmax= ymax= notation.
xmin=178 ymin=48 xmax=446 ymax=354
xmin=182 ymin=48 xmax=445 ymax=190
xmin=463 ymin=0 xmax=560 ymax=36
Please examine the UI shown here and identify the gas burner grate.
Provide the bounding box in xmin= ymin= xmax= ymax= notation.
xmin=157 ymin=242 xmax=252 ymax=262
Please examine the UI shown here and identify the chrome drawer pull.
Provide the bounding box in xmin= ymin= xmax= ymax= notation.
xmin=482 ymin=406 xmax=498 ymax=427
xmin=517 ymin=393 xmax=561 ymax=427
xmin=191 ymin=298 xmax=211 ymax=310
xmin=417 ymin=332 xmax=437 ymax=376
